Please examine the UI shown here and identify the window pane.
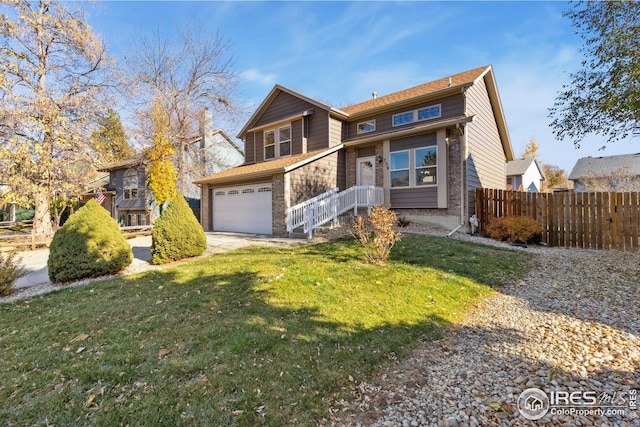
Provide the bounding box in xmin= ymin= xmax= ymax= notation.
xmin=265 ymin=145 xmax=275 ymax=159
xmin=357 ymin=120 xmax=375 ymax=134
xmin=390 ymin=151 xmax=409 ymax=170
xmin=415 ymin=147 xmax=437 ymax=167
xmin=416 ymin=167 xmax=437 ymax=185
xmin=131 ymin=188 xmax=138 ymax=198
xmin=279 ymin=126 xmax=290 ymax=142
xmin=390 ymin=170 xmax=410 ymax=187
xmin=418 ymin=105 xmax=440 ymax=120
xmin=393 ymin=112 xmax=414 ymax=126
xmin=280 ymin=142 xmax=290 ymax=156
xmin=265 ymin=130 xmax=275 ymax=146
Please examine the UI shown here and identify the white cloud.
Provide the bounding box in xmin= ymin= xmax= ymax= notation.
xmin=241 ymin=69 xmax=277 ymax=87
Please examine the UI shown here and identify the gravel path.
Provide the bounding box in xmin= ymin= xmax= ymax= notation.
xmin=331 ymin=225 xmax=640 ymax=426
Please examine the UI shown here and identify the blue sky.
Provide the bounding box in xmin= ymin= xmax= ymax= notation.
xmin=84 ymin=1 xmax=638 ymax=174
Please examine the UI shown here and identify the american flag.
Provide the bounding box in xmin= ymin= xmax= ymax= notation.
xmin=95 ymin=192 xmax=106 ymax=205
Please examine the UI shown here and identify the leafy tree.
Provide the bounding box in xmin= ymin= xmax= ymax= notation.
xmin=92 ymin=109 xmax=135 ymax=163
xmin=123 ymin=27 xmax=245 ymax=195
xmin=541 ymin=163 xmax=569 ymax=190
xmin=521 ymin=137 xmax=539 ymax=158
xmin=147 ymin=98 xmax=176 ymax=206
xmin=0 ymin=0 xmax=112 ymax=236
xmin=549 ymin=1 xmax=640 ymax=147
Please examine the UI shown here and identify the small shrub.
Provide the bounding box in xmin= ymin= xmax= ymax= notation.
xmin=487 ymin=216 xmax=544 ymax=244
xmin=352 ymin=206 xmax=402 ymax=265
xmin=48 ymin=199 xmax=132 ymax=283
xmin=397 ymin=216 xmax=411 ymax=228
xmin=151 ymin=193 xmax=206 ymax=264
xmin=0 ymin=251 xmax=24 ymax=296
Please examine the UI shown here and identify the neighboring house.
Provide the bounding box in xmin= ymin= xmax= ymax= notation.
xmin=195 ymin=65 xmax=514 ymax=235
xmin=0 ymin=183 xmax=16 ymax=223
xmin=568 ymin=153 xmax=640 ymax=192
xmin=98 ymin=110 xmax=244 ymax=226
xmin=506 ymin=157 xmax=545 ymax=192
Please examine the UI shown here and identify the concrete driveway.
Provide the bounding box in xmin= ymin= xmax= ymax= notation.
xmin=14 ymin=232 xmax=302 ymax=290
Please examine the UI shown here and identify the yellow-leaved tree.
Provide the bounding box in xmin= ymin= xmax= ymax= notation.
xmin=147 ymin=98 xmax=176 ymax=207
xmin=0 ymin=0 xmax=113 ymax=235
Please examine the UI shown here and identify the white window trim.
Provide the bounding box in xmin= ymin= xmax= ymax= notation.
xmin=357 ymin=119 xmax=376 ymax=134
xmin=392 ymin=104 xmax=442 ymax=127
xmin=263 ymin=124 xmax=291 ymax=160
xmin=123 ymin=170 xmax=139 ymax=200
xmin=389 ymin=146 xmax=438 ymax=188
xmin=389 ymin=150 xmax=410 ymax=188
xmin=414 ymin=146 xmax=437 ymax=187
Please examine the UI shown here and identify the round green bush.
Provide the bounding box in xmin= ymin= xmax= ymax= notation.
xmin=151 ymin=193 xmax=206 ymax=264
xmin=48 ymin=199 xmax=132 ymax=283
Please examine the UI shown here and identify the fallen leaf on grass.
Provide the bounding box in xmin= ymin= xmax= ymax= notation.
xmin=84 ymin=394 xmax=96 ymax=409
xmin=231 ymin=410 xmax=244 ymax=416
xmin=69 ymin=334 xmax=90 ymax=345
xmin=76 ymin=346 xmax=85 ymax=354
xmin=158 ymin=348 xmax=171 ymax=358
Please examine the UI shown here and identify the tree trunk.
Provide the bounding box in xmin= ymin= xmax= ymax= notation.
xmin=33 ymin=192 xmax=53 ymax=236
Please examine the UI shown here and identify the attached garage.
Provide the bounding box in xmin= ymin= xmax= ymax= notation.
xmin=212 ymin=183 xmax=272 ymax=234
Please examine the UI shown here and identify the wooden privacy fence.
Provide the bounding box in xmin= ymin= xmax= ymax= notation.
xmin=475 ymin=189 xmax=640 ymax=251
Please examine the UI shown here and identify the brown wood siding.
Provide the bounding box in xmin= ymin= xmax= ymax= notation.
xmin=289 ymin=152 xmax=341 ymax=205
xmin=465 ymin=76 xmax=506 ymax=193
xmin=291 ymin=119 xmax=303 ymax=155
xmin=346 ymin=94 xmax=464 ymax=140
xmin=390 ymin=133 xmax=437 ymax=151
xmin=255 ymin=131 xmax=264 ymax=163
xmin=307 ymin=111 xmax=330 ymax=152
xmin=255 ymin=92 xmax=317 ymax=127
xmin=245 ymin=131 xmax=255 ymax=164
xmin=328 ymin=117 xmax=343 ymax=147
xmin=358 ymin=145 xmax=376 ymax=157
xmin=391 ymin=187 xmax=438 ymax=208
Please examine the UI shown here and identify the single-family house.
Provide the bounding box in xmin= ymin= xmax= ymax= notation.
xmin=195 ymin=65 xmax=514 ymax=236
xmin=98 ymin=109 xmax=244 ymax=226
xmin=506 ymin=158 xmax=545 ymax=192
xmin=568 ymin=153 xmax=640 ymax=192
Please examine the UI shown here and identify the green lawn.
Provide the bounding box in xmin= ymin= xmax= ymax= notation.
xmin=0 ymin=235 xmax=526 ymax=426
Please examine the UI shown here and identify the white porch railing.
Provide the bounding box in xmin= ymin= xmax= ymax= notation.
xmin=286 ymin=185 xmax=384 ymax=238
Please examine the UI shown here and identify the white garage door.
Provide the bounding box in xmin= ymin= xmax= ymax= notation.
xmin=212 ymin=183 xmax=272 ymax=234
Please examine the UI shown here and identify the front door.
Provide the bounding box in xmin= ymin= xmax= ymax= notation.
xmin=357 ymin=157 xmax=376 ymax=186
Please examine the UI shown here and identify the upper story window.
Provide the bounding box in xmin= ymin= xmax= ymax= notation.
xmin=390 ymin=146 xmax=437 ymax=188
xmin=123 ymin=169 xmax=138 ymax=200
xmin=357 ymin=119 xmax=376 ymax=134
xmin=264 ymin=125 xmax=291 ymax=160
xmin=392 ymin=104 xmax=441 ymax=127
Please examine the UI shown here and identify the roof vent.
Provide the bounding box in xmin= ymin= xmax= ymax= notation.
xmin=372 ymin=91 xmax=377 ymax=99
xmin=448 ymin=77 xmax=452 ymax=87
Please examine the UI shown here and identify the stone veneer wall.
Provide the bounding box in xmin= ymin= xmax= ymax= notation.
xmin=271 ymin=173 xmax=286 ymax=236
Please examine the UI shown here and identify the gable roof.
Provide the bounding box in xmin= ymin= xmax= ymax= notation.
xmin=341 ymin=65 xmax=490 ymax=116
xmin=238 ymin=85 xmax=348 ymax=138
xmin=96 ymin=155 xmax=144 ymax=172
xmin=506 ymin=157 xmax=545 ymax=179
xmin=568 ymin=153 xmax=640 ymax=180
xmin=193 ymin=145 xmax=343 ymax=186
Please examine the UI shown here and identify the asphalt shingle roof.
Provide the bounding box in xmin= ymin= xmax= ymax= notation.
xmin=568 ymin=153 xmax=640 ymax=180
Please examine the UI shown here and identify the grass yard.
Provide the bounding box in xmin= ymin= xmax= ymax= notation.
xmin=0 ymin=235 xmax=526 ymax=426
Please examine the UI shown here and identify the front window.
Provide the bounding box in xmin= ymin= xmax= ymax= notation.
xmin=393 ymin=104 xmax=441 ymax=127
xmin=415 ymin=147 xmax=437 ymax=185
xmin=279 ymin=126 xmax=291 ymax=157
xmin=264 ymin=125 xmax=291 ymax=160
xmin=123 ymin=170 xmax=138 ymax=200
xmin=390 ymin=146 xmax=437 ymax=187
xmin=357 ymin=119 xmax=376 ymax=134
xmin=264 ymin=130 xmax=275 ymax=160
xmin=390 ymin=150 xmax=410 ymax=188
